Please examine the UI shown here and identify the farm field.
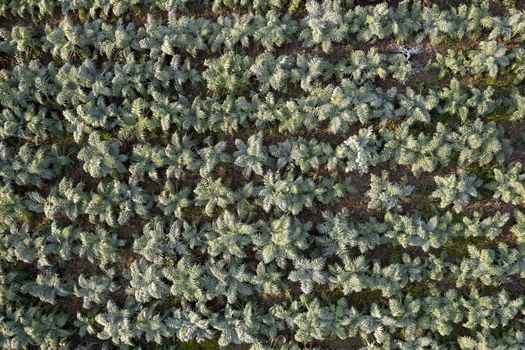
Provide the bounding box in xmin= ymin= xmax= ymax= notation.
xmin=1 ymin=0 xmax=525 ymax=348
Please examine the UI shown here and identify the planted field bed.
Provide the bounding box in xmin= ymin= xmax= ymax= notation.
xmin=1 ymin=0 xmax=525 ymax=349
